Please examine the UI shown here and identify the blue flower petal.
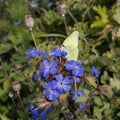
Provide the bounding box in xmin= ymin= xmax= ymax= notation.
xmin=27 ymin=49 xmax=39 ymax=58
xmin=62 ymin=84 xmax=72 ymax=92
xmin=78 ymin=102 xmax=85 ymax=110
xmin=51 ymin=47 xmax=67 ymax=57
xmin=91 ymin=66 xmax=101 ymax=77
xmin=72 ymin=91 xmax=84 ymax=101
xmin=43 ymin=82 xmax=61 ymax=100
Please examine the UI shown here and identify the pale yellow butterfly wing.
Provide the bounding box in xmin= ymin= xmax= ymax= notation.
xmin=63 ymin=31 xmax=79 ymax=60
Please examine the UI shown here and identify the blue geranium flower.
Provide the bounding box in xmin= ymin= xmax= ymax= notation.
xmin=72 ymin=91 xmax=85 ymax=110
xmin=90 ymin=66 xmax=101 ymax=77
xmin=40 ymin=60 xmax=58 ymax=80
xmin=13 ymin=19 xmax=20 ymax=25
xmin=33 ymin=74 xmax=39 ymax=81
xmin=43 ymin=82 xmax=61 ymax=100
xmin=30 ymin=2 xmax=38 ymax=8
xmin=65 ymin=60 xmax=84 ymax=76
xmin=29 ymin=104 xmax=53 ymax=120
xmin=0 ymin=0 xmax=4 ymax=3
xmin=72 ymin=91 xmax=84 ymax=100
xmin=52 ymin=74 xmax=72 ymax=93
xmin=29 ymin=104 xmax=40 ymax=120
xmin=27 ymin=49 xmax=39 ymax=58
xmin=27 ymin=49 xmax=49 ymax=58
xmin=50 ymin=47 xmax=67 ymax=57
xmin=78 ymin=102 xmax=85 ymax=110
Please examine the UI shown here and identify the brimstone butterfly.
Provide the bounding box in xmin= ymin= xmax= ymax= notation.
xmin=62 ymin=31 xmax=79 ymax=60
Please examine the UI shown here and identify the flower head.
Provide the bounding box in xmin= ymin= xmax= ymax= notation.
xmin=40 ymin=60 xmax=58 ymax=80
xmin=50 ymin=47 xmax=67 ymax=57
xmin=78 ymin=102 xmax=85 ymax=110
xmin=30 ymin=2 xmax=38 ymax=8
xmin=27 ymin=49 xmax=39 ymax=58
xmin=91 ymin=66 xmax=101 ymax=77
xmin=13 ymin=19 xmax=20 ymax=25
xmin=27 ymin=49 xmax=49 ymax=58
xmin=33 ymin=74 xmax=39 ymax=81
xmin=43 ymin=82 xmax=61 ymax=100
xmin=52 ymin=74 xmax=72 ymax=93
xmin=72 ymin=91 xmax=84 ymax=101
xmin=0 ymin=0 xmax=4 ymax=3
xmin=65 ymin=60 xmax=84 ymax=76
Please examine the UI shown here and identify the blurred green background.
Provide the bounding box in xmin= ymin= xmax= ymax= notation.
xmin=0 ymin=0 xmax=120 ymax=119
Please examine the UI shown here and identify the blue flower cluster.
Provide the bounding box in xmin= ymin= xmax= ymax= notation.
xmin=29 ymin=104 xmax=53 ymax=120
xmin=28 ymin=47 xmax=101 ymax=119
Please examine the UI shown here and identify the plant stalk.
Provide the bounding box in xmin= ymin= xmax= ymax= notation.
xmin=30 ymin=30 xmax=38 ymax=49
xmin=62 ymin=15 xmax=69 ymax=36
xmin=81 ymin=88 xmax=96 ymax=120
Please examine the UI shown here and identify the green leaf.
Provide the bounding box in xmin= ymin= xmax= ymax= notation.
xmin=101 ymin=103 xmax=110 ymax=112
xmin=91 ymin=5 xmax=109 ymax=28
xmin=87 ymin=76 xmax=97 ymax=88
xmin=0 ymin=43 xmax=13 ymax=54
xmin=94 ymin=96 xmax=103 ymax=106
xmin=0 ymin=80 xmax=10 ymax=101
xmin=94 ymin=106 xmax=102 ymax=120
xmin=59 ymin=93 xmax=69 ymax=100
xmin=110 ymin=77 xmax=120 ymax=90
xmin=0 ymin=114 xmax=10 ymax=120
xmin=36 ymin=33 xmax=66 ymax=38
xmin=8 ymin=31 xmax=23 ymax=45
xmin=113 ymin=5 xmax=120 ymax=24
xmin=47 ymin=106 xmax=62 ymax=119
xmin=75 ymin=96 xmax=88 ymax=103
xmin=117 ymin=28 xmax=120 ymax=37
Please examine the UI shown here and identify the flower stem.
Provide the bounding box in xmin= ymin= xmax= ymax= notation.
xmin=62 ymin=15 xmax=69 ymax=36
xmin=16 ymin=92 xmax=24 ymax=108
xmin=67 ymin=9 xmax=78 ymax=24
xmin=73 ymin=77 xmax=77 ymax=91
xmin=81 ymin=88 xmax=96 ymax=120
xmin=30 ymin=30 xmax=38 ymax=49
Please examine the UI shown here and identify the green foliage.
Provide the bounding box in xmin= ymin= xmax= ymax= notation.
xmin=113 ymin=0 xmax=120 ymax=24
xmin=0 ymin=0 xmax=120 ymax=119
xmin=91 ymin=5 xmax=109 ymax=28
